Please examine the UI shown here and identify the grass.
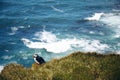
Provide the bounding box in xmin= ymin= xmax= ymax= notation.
xmin=0 ymin=51 xmax=120 ymax=80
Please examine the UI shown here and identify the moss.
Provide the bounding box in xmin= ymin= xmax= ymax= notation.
xmin=0 ymin=51 xmax=120 ymax=80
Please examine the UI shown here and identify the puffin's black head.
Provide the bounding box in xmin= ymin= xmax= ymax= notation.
xmin=33 ymin=54 xmax=38 ymax=58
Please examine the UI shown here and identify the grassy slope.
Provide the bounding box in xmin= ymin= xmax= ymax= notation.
xmin=0 ymin=52 xmax=120 ymax=80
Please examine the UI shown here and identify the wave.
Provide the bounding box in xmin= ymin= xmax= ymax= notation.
xmin=85 ymin=12 xmax=104 ymax=21
xmin=100 ymin=13 xmax=120 ymax=27
xmin=85 ymin=12 xmax=120 ymax=27
xmin=85 ymin=11 xmax=120 ymax=38
xmin=21 ymin=30 xmax=109 ymax=53
xmin=100 ymin=12 xmax=120 ymax=38
xmin=34 ymin=30 xmax=57 ymax=43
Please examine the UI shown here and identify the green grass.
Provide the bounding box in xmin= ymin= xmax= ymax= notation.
xmin=0 ymin=52 xmax=120 ymax=80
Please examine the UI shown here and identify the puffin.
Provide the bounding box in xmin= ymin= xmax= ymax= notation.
xmin=33 ymin=54 xmax=45 ymax=64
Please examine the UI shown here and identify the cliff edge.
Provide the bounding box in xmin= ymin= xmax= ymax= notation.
xmin=0 ymin=52 xmax=120 ymax=80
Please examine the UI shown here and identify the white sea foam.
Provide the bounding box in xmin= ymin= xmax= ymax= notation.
xmin=9 ymin=27 xmax=18 ymax=35
xmin=0 ymin=66 xmax=4 ymax=73
xmin=51 ymin=6 xmax=64 ymax=13
xmin=8 ymin=26 xmax=27 ymax=35
xmin=11 ymin=27 xmax=18 ymax=32
xmin=100 ymin=12 xmax=120 ymax=38
xmin=5 ymin=49 xmax=9 ymax=52
xmin=100 ymin=13 xmax=120 ymax=27
xmin=85 ymin=12 xmax=120 ymax=38
xmin=85 ymin=13 xmax=104 ymax=21
xmin=34 ymin=30 xmax=57 ymax=43
xmin=2 ymin=55 xmax=14 ymax=60
xmin=99 ymin=32 xmax=104 ymax=35
xmin=89 ymin=31 xmax=95 ymax=34
xmin=22 ymin=30 xmax=109 ymax=53
xmin=19 ymin=26 xmax=25 ymax=29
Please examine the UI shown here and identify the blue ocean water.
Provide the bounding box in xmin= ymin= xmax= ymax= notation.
xmin=0 ymin=0 xmax=120 ymax=67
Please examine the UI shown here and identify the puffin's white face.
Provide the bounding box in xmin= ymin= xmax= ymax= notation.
xmin=33 ymin=54 xmax=38 ymax=58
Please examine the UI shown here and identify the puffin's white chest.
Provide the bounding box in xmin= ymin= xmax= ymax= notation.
xmin=34 ymin=58 xmax=38 ymax=63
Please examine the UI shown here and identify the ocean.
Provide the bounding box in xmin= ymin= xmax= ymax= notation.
xmin=0 ymin=0 xmax=120 ymax=67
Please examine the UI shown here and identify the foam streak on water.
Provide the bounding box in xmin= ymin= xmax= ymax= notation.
xmin=51 ymin=6 xmax=64 ymax=13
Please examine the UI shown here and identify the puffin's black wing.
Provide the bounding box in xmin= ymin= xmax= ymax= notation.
xmin=36 ymin=56 xmax=45 ymax=64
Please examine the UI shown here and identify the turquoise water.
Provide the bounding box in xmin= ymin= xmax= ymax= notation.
xmin=0 ymin=0 xmax=120 ymax=67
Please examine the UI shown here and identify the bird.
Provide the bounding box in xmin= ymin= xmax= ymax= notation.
xmin=33 ymin=54 xmax=45 ymax=64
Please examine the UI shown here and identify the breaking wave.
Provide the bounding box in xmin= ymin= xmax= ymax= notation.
xmin=100 ymin=12 xmax=120 ymax=38
xmin=100 ymin=13 xmax=120 ymax=27
xmin=85 ymin=11 xmax=120 ymax=38
xmin=85 ymin=12 xmax=120 ymax=28
xmin=85 ymin=13 xmax=104 ymax=21
xmin=21 ymin=30 xmax=109 ymax=53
